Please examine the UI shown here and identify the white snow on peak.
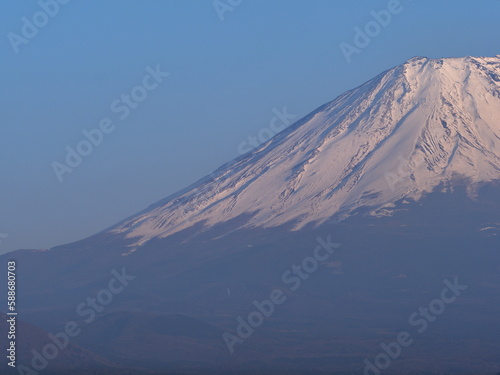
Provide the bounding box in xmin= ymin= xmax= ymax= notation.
xmin=111 ymin=55 xmax=500 ymax=247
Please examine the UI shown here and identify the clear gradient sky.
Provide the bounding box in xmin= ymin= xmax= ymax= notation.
xmin=1 ymin=0 xmax=499 ymax=254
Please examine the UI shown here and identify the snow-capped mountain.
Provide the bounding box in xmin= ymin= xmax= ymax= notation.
xmin=111 ymin=55 xmax=500 ymax=248
xmin=2 ymin=55 xmax=500 ymax=375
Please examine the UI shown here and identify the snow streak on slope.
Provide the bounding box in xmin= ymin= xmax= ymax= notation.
xmin=111 ymin=56 xmax=500 ymax=248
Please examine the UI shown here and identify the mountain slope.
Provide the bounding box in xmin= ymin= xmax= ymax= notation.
xmin=110 ymin=55 xmax=500 ymax=250
xmin=2 ymin=182 xmax=500 ymax=374
xmin=1 ymin=55 xmax=500 ymax=374
xmin=0 ymin=312 xmax=138 ymax=375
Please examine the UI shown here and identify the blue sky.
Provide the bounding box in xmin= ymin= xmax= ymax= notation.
xmin=1 ymin=0 xmax=499 ymax=253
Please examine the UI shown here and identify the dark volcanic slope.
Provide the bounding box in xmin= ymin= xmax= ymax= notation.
xmin=0 ymin=312 xmax=144 ymax=374
xmin=1 ymin=55 xmax=500 ymax=374
xmin=1 ymin=182 xmax=499 ymax=374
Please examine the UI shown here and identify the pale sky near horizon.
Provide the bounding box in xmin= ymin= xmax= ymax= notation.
xmin=1 ymin=0 xmax=499 ymax=254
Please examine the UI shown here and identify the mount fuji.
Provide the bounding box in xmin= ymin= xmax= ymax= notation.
xmin=1 ymin=55 xmax=499 ymax=375
xmin=109 ymin=55 xmax=500 ymax=251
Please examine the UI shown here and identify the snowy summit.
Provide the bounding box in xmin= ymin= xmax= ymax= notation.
xmin=111 ymin=55 xmax=500 ymax=247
